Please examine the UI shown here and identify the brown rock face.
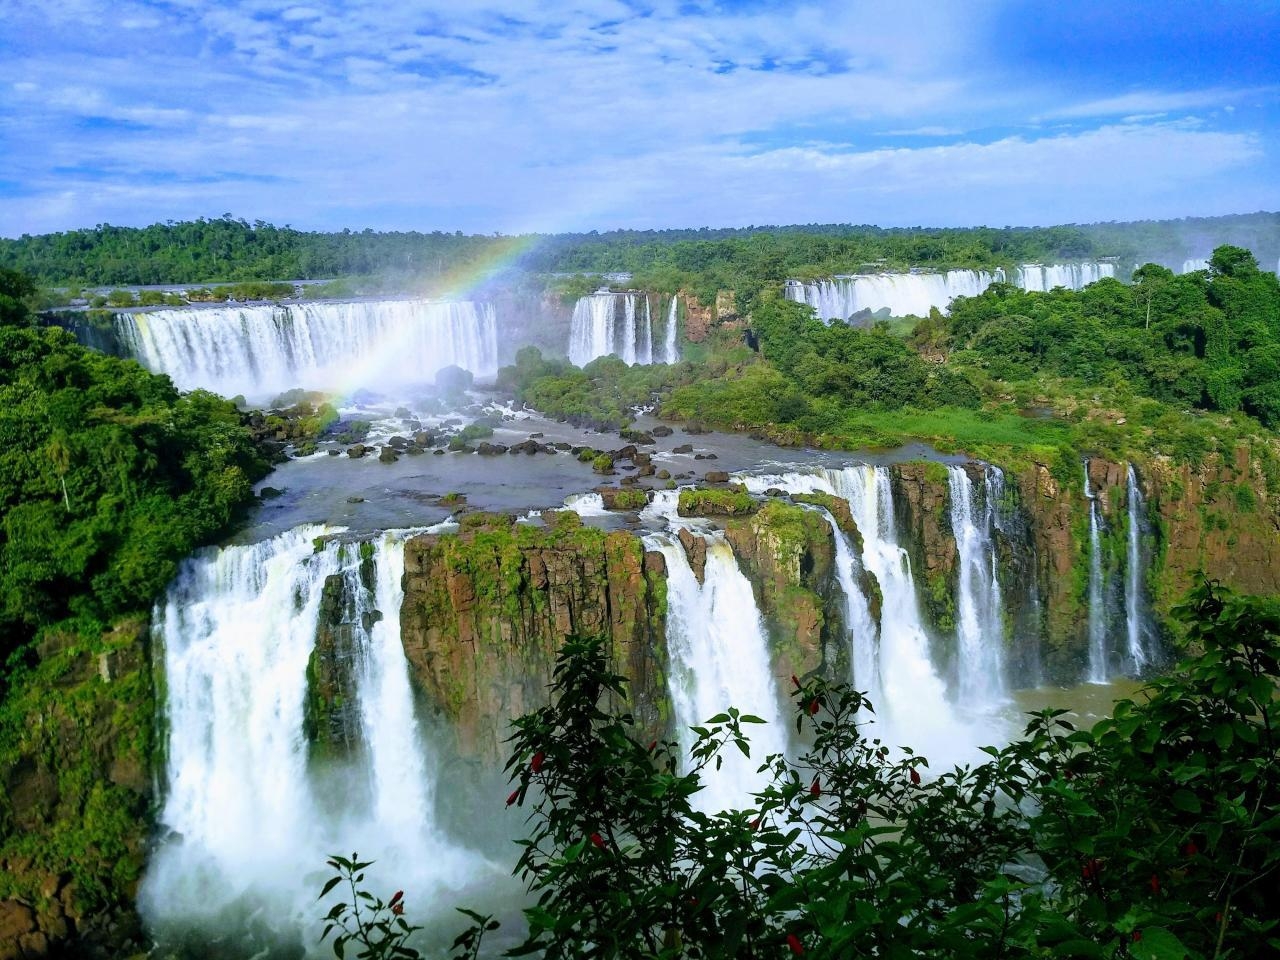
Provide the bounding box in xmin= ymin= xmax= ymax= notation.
xmin=681 ymin=291 xmax=716 ymax=343
xmin=677 ymin=528 xmax=708 ymax=583
xmin=399 ymin=515 xmax=665 ymax=763
xmin=890 ymin=462 xmax=959 ymax=635
xmin=723 ymin=501 xmax=844 ymax=685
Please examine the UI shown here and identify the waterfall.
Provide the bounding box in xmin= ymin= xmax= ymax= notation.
xmin=738 ymin=467 xmax=989 ymax=763
xmin=142 ymin=526 xmax=486 ymax=937
xmin=647 ymin=534 xmax=786 ymax=813
xmin=1014 ymin=262 xmax=1115 ymax=292
xmin=947 ymin=466 xmax=1007 ymax=710
xmin=621 ymin=295 xmax=637 ymax=365
xmin=810 ymin=506 xmax=883 ymax=714
xmin=637 ymin=296 xmax=654 ymax=365
xmin=568 ymin=292 xmax=661 ymax=367
xmin=785 ymin=263 xmax=1115 ymax=322
xmin=1181 ymin=257 xmax=1210 ymax=273
xmin=1124 ymin=465 xmax=1152 ymax=672
xmin=114 ymin=300 xmax=499 ymax=400
xmin=663 ymin=295 xmax=680 ymax=363
xmin=1083 ymin=464 xmax=1109 ymax=683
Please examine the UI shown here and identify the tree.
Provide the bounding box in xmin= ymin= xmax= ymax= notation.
xmin=0 ymin=268 xmax=35 ymax=327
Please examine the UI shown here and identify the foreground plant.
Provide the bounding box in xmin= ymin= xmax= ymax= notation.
xmin=331 ymin=576 xmax=1278 ymax=958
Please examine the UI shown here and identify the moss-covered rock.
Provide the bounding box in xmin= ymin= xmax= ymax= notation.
xmin=724 ymin=501 xmax=845 ymax=684
xmin=399 ymin=514 xmax=664 ymax=763
xmin=0 ymin=618 xmax=154 ymax=958
xmin=677 ymin=488 xmax=758 ymax=517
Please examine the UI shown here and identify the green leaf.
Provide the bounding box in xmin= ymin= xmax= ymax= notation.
xmin=318 ymin=876 xmax=342 ymax=900
xmin=1170 ymin=789 xmax=1201 ymax=813
xmin=1129 ymin=927 xmax=1191 ymax=960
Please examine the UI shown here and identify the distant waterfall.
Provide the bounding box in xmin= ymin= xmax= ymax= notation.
xmin=648 ymin=534 xmax=786 ymax=813
xmin=142 ymin=527 xmax=485 ymax=937
xmin=114 ymin=300 xmax=500 ymax=400
xmin=1014 ymin=262 xmax=1115 ymax=292
xmin=1182 ymin=258 xmax=1210 ymax=273
xmin=947 ymin=466 xmax=1007 ymax=710
xmin=785 ymin=262 xmax=1115 ymax=321
xmin=738 ymin=466 xmax=988 ymax=763
xmin=1084 ymin=464 xmax=1110 ymax=683
xmin=568 ymin=292 xmax=657 ymax=366
xmin=1124 ymin=465 xmax=1153 ymax=672
xmin=663 ymin=295 xmax=681 ymax=364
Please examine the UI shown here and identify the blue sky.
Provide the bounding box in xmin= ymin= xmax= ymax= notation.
xmin=2 ymin=0 xmax=1278 ymax=236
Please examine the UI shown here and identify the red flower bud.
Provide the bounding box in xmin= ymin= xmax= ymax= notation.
xmin=1184 ymin=841 xmax=1199 ymax=857
xmin=807 ymin=698 xmax=820 ymax=715
xmin=909 ymin=768 xmax=921 ymax=786
xmin=791 ymin=674 xmax=800 ymax=689
xmin=391 ymin=902 xmax=404 ymax=916
xmin=809 ymin=777 xmax=821 ymax=797
xmin=647 ymin=740 xmax=658 ymax=753
xmin=1082 ymin=858 xmax=1101 ymax=881
xmin=1132 ymin=930 xmax=1142 ymax=943
xmin=750 ymin=816 xmax=762 ymax=830
xmin=589 ymin=832 xmax=605 ymax=849
xmin=388 ymin=890 xmax=403 ymax=908
xmin=531 ymin=751 xmax=546 ymax=774
xmin=506 ymin=789 xmax=519 ymax=807
xmin=787 ymin=933 xmax=805 ymax=955
xmin=1149 ymin=873 xmax=1160 ymax=894
xmin=1215 ymin=911 xmax=1223 ymax=923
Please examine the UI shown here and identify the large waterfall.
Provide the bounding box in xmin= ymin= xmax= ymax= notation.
xmin=947 ymin=466 xmax=1007 ymax=710
xmin=141 ymin=527 xmax=488 ymax=941
xmin=1124 ymin=465 xmax=1153 ymax=672
xmin=785 ymin=262 xmax=1116 ymax=321
xmin=114 ymin=299 xmax=500 ymax=400
xmin=739 ymin=466 xmax=990 ymax=763
xmin=1083 ymin=465 xmax=1110 ymax=683
xmin=568 ymin=292 xmax=680 ymax=366
xmin=647 ymin=534 xmax=787 ymax=813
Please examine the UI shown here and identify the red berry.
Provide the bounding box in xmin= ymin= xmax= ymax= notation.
xmin=1132 ymin=930 xmax=1142 ymax=943
xmin=809 ymin=777 xmax=821 ymax=797
xmin=589 ymin=832 xmax=605 ymax=849
xmin=1149 ymin=873 xmax=1160 ymax=894
xmin=807 ymin=698 xmax=820 ymax=715
xmin=1184 ymin=841 xmax=1199 ymax=857
xmin=531 ymin=751 xmax=546 ymax=773
xmin=391 ymin=902 xmax=404 ymax=916
xmin=787 ymin=933 xmax=805 ymax=955
xmin=388 ymin=890 xmax=403 ymax=908
xmin=909 ymin=768 xmax=921 ymax=786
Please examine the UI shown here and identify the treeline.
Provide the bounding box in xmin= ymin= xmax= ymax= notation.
xmin=937 ymin=245 xmax=1280 ymax=429
xmin=4 ymin=213 xmax=1277 ymax=294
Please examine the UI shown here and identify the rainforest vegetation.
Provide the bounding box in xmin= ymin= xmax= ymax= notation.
xmin=0 ymin=267 xmax=268 ymax=670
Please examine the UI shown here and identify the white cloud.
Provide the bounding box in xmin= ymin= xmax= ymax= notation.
xmin=1042 ymin=86 xmax=1277 ymax=121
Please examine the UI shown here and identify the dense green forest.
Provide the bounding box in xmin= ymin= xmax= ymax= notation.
xmin=3 ymin=213 xmax=1278 ymax=298
xmin=500 ymin=246 xmax=1280 ymax=481
xmin=0 ymin=269 xmax=268 ymax=669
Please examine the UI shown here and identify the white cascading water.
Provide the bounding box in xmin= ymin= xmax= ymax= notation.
xmin=663 ymin=295 xmax=680 ymax=363
xmin=1014 ymin=262 xmax=1116 ymax=292
xmin=141 ymin=526 xmax=487 ymax=938
xmin=115 ymin=300 xmax=500 ymax=400
xmin=809 ymin=506 xmax=884 ymax=714
xmin=1124 ymin=465 xmax=1152 ymax=672
xmin=785 ymin=262 xmax=1116 ymax=321
xmin=568 ymin=292 xmax=656 ymax=367
xmin=947 ymin=466 xmax=1008 ymax=711
xmin=647 ymin=534 xmax=787 ymax=813
xmin=738 ymin=467 xmax=989 ymax=764
xmin=1084 ymin=464 xmax=1109 ymax=683
xmin=638 ymin=296 xmax=654 ymax=365
xmin=1182 ymin=258 xmax=1210 ymax=273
